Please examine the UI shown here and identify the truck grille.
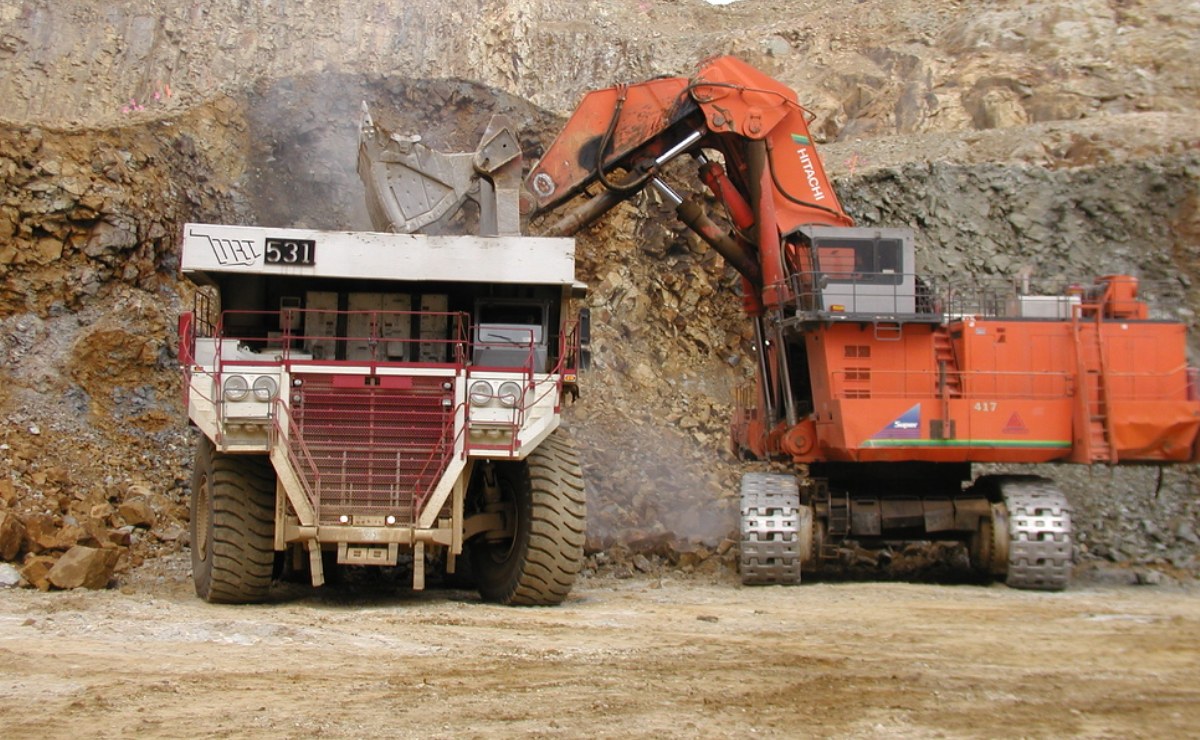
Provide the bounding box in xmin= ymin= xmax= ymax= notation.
xmin=291 ymin=374 xmax=456 ymax=525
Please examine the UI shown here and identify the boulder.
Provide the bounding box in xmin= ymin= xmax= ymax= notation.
xmin=118 ymin=497 xmax=156 ymax=528
xmin=108 ymin=525 xmax=134 ymax=547
xmin=20 ymin=556 xmax=56 ymax=591
xmin=0 ymin=510 xmax=26 ymax=560
xmin=46 ymin=545 xmax=120 ymax=590
xmin=0 ymin=562 xmax=21 ymax=587
xmin=50 ymin=523 xmax=90 ymax=550
xmin=21 ymin=513 xmax=59 ymax=553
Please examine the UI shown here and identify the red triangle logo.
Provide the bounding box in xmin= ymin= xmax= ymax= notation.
xmin=1003 ymin=412 xmax=1028 ymax=434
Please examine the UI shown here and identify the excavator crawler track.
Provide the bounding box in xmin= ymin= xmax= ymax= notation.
xmin=1002 ymin=478 xmax=1073 ymax=591
xmin=739 ymin=473 xmax=804 ymax=585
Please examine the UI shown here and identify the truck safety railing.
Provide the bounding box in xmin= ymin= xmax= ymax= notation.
xmin=192 ymin=308 xmax=471 ymax=367
xmin=412 ymin=400 xmax=468 ymax=516
xmin=183 ymin=301 xmax=587 ymax=378
xmin=181 ymin=303 xmax=585 ymax=461
xmin=1096 ymin=368 xmax=1200 ymax=402
xmin=180 ymin=313 xmax=275 ymax=444
xmin=778 ymin=272 xmax=1188 ymax=323
xmin=557 ymin=316 xmax=587 ymax=383
xmin=268 ymin=395 xmax=463 ymax=527
xmin=269 ymin=397 xmax=323 ymax=515
xmin=467 ymin=324 xmax=537 ymax=455
xmin=464 ymin=317 xmax=584 ymax=456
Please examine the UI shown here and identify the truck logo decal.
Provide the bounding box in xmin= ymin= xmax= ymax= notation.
xmin=872 ymin=403 xmax=921 ymax=440
xmin=790 ymin=133 xmax=811 ymax=146
xmin=189 ymin=228 xmax=260 ymax=266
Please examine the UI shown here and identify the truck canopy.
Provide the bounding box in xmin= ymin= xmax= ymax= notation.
xmin=180 ymin=223 xmax=579 ymax=287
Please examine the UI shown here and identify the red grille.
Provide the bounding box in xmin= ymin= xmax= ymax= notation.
xmin=291 ymin=374 xmax=455 ymax=525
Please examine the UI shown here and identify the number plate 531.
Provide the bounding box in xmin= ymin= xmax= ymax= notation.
xmin=264 ymin=237 xmax=316 ymax=265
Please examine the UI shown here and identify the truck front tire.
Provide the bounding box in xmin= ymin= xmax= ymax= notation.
xmin=470 ymin=430 xmax=586 ymax=606
xmin=190 ymin=435 xmax=277 ymax=603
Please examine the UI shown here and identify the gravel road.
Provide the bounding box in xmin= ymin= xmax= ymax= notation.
xmin=0 ymin=556 xmax=1197 ymax=739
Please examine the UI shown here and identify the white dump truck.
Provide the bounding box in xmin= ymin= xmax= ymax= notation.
xmin=178 ymin=113 xmax=587 ymax=605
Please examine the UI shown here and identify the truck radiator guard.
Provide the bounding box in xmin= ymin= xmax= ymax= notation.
xmin=290 ymin=373 xmax=457 ymax=526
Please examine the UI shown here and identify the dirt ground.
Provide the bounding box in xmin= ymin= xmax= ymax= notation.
xmin=0 ymin=558 xmax=1197 ymax=739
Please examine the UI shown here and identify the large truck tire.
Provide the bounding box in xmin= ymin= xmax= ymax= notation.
xmin=190 ymin=435 xmax=277 ymax=604
xmin=471 ymin=430 xmax=586 ymax=606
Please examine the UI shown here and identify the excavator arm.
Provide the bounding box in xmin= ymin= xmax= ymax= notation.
xmin=523 ymin=56 xmax=854 ymax=310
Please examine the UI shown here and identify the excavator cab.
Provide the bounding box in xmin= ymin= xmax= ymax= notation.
xmin=790 ymin=225 xmax=921 ymax=320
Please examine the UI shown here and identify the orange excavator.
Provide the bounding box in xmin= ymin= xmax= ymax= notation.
xmin=522 ymin=55 xmax=1200 ymax=590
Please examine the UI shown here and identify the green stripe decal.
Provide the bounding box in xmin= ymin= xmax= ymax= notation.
xmin=861 ymin=439 xmax=1071 ymax=449
xmin=790 ymin=133 xmax=812 ymax=146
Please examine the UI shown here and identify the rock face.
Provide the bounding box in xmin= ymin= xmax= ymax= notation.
xmin=0 ymin=0 xmax=1197 ymax=580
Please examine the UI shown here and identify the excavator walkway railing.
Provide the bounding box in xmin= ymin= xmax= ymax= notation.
xmin=779 ymin=272 xmax=1186 ymax=325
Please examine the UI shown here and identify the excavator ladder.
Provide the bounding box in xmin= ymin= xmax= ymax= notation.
xmin=1071 ymin=307 xmax=1117 ymax=464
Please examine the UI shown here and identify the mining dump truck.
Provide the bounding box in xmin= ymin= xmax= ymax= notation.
xmin=521 ymin=55 xmax=1200 ymax=590
xmin=179 ymin=113 xmax=587 ymax=605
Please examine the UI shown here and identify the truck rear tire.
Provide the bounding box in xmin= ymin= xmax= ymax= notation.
xmin=470 ymin=430 xmax=586 ymax=606
xmin=190 ymin=435 xmax=277 ymax=604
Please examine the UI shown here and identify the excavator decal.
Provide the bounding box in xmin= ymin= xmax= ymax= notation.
xmin=870 ymin=404 xmax=922 ymax=441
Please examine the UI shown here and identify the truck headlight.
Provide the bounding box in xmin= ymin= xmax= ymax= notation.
xmin=223 ymin=375 xmax=249 ymax=401
xmin=253 ymin=376 xmax=279 ymax=402
xmin=469 ymin=380 xmax=493 ymax=406
xmin=497 ymin=381 xmax=523 ymax=408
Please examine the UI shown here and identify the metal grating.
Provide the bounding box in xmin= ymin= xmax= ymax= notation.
xmin=291 ymin=374 xmax=455 ymax=525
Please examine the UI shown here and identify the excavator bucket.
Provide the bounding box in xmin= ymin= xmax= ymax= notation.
xmin=357 ymin=104 xmax=523 ymax=236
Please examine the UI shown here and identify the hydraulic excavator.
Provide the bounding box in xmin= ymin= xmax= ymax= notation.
xmin=522 ymin=55 xmax=1200 ymax=590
